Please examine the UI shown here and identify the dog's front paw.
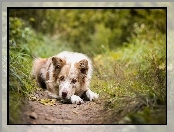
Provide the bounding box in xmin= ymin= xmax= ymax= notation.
xmin=86 ymin=89 xmax=99 ymax=101
xmin=70 ymin=95 xmax=84 ymax=105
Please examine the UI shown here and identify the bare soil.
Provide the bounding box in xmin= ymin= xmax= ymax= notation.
xmin=21 ymin=88 xmax=117 ymax=124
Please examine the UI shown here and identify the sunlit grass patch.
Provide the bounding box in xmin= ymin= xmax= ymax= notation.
xmin=91 ymin=26 xmax=166 ymax=123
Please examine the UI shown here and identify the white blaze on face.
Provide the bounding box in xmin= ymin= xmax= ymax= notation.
xmin=58 ymin=64 xmax=80 ymax=100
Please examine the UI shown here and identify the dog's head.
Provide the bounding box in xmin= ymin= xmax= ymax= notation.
xmin=58 ymin=59 xmax=89 ymax=100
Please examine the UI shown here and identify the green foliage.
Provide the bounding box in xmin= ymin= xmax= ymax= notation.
xmin=9 ymin=9 xmax=166 ymax=56
xmin=9 ymin=17 xmax=36 ymax=94
xmin=91 ymin=23 xmax=166 ymax=124
xmin=9 ymin=18 xmax=33 ymax=51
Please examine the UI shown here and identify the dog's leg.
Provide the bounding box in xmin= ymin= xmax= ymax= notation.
xmin=45 ymin=90 xmax=59 ymax=99
xmin=70 ymin=95 xmax=84 ymax=104
xmin=86 ymin=89 xmax=99 ymax=101
xmin=45 ymin=81 xmax=59 ymax=99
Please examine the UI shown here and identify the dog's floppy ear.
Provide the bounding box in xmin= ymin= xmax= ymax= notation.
xmin=52 ymin=57 xmax=66 ymax=69
xmin=78 ymin=59 xmax=88 ymax=74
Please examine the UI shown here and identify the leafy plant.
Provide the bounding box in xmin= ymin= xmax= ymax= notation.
xmin=91 ymin=23 xmax=166 ymax=124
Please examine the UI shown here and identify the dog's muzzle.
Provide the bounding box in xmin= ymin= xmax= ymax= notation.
xmin=62 ymin=91 xmax=68 ymax=99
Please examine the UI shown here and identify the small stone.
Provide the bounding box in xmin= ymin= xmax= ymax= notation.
xmin=72 ymin=110 xmax=78 ymax=114
xmin=29 ymin=112 xmax=37 ymax=119
xmin=45 ymin=117 xmax=55 ymax=122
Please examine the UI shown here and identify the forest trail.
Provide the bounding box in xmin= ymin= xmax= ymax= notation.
xmin=21 ymin=88 xmax=116 ymax=124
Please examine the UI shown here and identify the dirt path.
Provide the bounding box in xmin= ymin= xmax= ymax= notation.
xmin=21 ymin=88 xmax=114 ymax=124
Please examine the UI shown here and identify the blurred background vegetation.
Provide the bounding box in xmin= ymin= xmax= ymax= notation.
xmin=9 ymin=9 xmax=166 ymax=56
xmin=9 ymin=8 xmax=166 ymax=124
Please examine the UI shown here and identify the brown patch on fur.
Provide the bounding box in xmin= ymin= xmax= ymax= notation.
xmin=32 ymin=58 xmax=48 ymax=89
xmin=74 ymin=75 xmax=87 ymax=96
xmin=75 ymin=59 xmax=89 ymax=75
xmin=47 ymin=86 xmax=54 ymax=93
xmin=37 ymin=69 xmax=46 ymax=89
xmin=74 ymin=59 xmax=88 ymax=86
xmin=58 ymin=64 xmax=70 ymax=81
xmin=79 ymin=73 xmax=86 ymax=84
xmin=32 ymin=58 xmax=48 ymax=77
xmin=45 ymin=62 xmax=51 ymax=82
xmin=46 ymin=72 xmax=49 ymax=82
xmin=51 ymin=57 xmax=66 ymax=81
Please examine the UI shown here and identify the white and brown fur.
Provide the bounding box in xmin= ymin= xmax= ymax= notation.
xmin=31 ymin=51 xmax=99 ymax=104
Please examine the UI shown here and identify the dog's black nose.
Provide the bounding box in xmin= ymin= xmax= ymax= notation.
xmin=62 ymin=91 xmax=67 ymax=98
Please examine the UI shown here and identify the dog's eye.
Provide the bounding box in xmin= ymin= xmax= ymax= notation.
xmin=71 ymin=79 xmax=77 ymax=84
xmin=55 ymin=65 xmax=60 ymax=69
xmin=59 ymin=76 xmax=65 ymax=81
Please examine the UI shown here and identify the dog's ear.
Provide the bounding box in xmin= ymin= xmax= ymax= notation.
xmin=52 ymin=57 xmax=66 ymax=69
xmin=51 ymin=57 xmax=66 ymax=81
xmin=78 ymin=59 xmax=88 ymax=74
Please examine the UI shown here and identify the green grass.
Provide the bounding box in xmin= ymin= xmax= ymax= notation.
xmin=90 ymin=26 xmax=166 ymax=124
xmin=8 ymin=18 xmax=75 ymax=123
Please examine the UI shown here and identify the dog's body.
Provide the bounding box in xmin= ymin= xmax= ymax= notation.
xmin=32 ymin=51 xmax=99 ymax=104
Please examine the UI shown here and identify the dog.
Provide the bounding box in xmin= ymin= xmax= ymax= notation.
xmin=31 ymin=51 xmax=99 ymax=104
